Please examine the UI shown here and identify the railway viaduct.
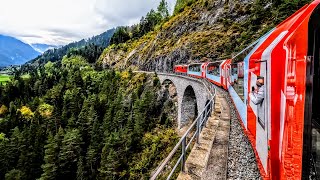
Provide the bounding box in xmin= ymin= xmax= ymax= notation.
xmin=136 ymin=72 xmax=213 ymax=129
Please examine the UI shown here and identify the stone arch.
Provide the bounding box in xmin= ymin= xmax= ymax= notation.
xmin=181 ymin=85 xmax=198 ymax=127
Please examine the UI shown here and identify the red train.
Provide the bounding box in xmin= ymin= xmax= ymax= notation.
xmin=174 ymin=1 xmax=320 ymax=179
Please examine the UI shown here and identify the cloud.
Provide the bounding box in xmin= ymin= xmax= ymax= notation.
xmin=0 ymin=0 xmax=176 ymax=45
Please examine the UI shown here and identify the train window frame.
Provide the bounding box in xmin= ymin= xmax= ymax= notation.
xmin=231 ymin=63 xmax=238 ymax=76
xmin=206 ymin=62 xmax=222 ymax=77
xmin=254 ymin=60 xmax=268 ymax=130
xmin=188 ymin=64 xmax=202 ymax=72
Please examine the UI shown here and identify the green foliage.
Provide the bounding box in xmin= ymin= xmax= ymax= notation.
xmin=111 ymin=27 xmax=131 ymax=45
xmin=38 ymin=103 xmax=54 ymax=118
xmin=39 ymin=132 xmax=60 ymax=180
xmin=129 ymin=128 xmax=178 ymax=179
xmin=158 ymin=0 xmax=170 ymax=20
xmin=109 ymin=0 xmax=170 ymax=46
xmin=66 ymin=43 xmax=104 ymax=63
xmin=58 ymin=129 xmax=82 ymax=179
xmin=25 ymin=28 xmax=115 ymax=66
xmin=5 ymin=169 xmax=25 ymax=180
xmin=174 ymin=0 xmax=196 ymax=15
xmin=0 ymin=56 xmax=178 ymax=179
xmin=0 ymin=74 xmax=11 ymax=85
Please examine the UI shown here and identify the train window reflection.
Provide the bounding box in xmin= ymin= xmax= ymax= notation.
xmin=231 ymin=62 xmax=245 ymax=101
xmin=188 ymin=64 xmax=201 ymax=72
xmin=230 ymin=41 xmax=258 ymax=102
xmin=206 ymin=62 xmax=221 ymax=76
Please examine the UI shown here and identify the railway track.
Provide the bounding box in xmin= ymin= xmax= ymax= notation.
xmin=202 ymin=86 xmax=261 ymax=180
xmin=177 ymin=84 xmax=261 ymax=180
xmin=216 ymin=86 xmax=261 ymax=180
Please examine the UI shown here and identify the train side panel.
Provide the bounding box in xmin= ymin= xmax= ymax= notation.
xmin=187 ymin=63 xmax=203 ymax=78
xmin=205 ymin=61 xmax=225 ymax=87
xmin=174 ymin=65 xmax=188 ymax=74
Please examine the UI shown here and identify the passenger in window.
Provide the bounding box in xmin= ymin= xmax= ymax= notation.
xmin=250 ymin=76 xmax=264 ymax=105
xmin=250 ymin=76 xmax=265 ymax=128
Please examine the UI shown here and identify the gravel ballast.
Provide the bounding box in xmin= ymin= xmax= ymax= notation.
xmin=216 ymin=87 xmax=261 ymax=180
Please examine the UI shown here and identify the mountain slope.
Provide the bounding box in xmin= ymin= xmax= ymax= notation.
xmin=99 ymin=0 xmax=311 ymax=72
xmin=31 ymin=43 xmax=59 ymax=53
xmin=27 ymin=28 xmax=115 ymax=66
xmin=0 ymin=35 xmax=40 ymax=67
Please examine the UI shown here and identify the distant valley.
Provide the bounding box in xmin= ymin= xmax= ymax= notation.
xmin=0 ymin=28 xmax=115 ymax=68
xmin=31 ymin=43 xmax=59 ymax=53
xmin=0 ymin=35 xmax=41 ymax=67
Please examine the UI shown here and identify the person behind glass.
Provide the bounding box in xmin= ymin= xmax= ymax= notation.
xmin=250 ymin=76 xmax=264 ymax=105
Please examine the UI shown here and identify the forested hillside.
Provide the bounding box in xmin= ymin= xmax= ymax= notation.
xmin=26 ymin=28 xmax=115 ymax=67
xmin=0 ymin=56 xmax=178 ymax=179
xmin=99 ymin=0 xmax=312 ymax=72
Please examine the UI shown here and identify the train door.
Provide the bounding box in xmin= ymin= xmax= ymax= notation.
xmin=224 ymin=63 xmax=229 ymax=89
xmin=255 ymin=59 xmax=269 ymax=174
xmin=220 ymin=62 xmax=225 ymax=88
xmin=302 ymin=7 xmax=320 ymax=179
xmin=226 ymin=64 xmax=231 ymax=87
xmin=229 ymin=64 xmax=233 ymax=84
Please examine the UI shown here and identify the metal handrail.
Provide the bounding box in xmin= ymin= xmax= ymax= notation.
xmin=150 ymin=77 xmax=216 ymax=180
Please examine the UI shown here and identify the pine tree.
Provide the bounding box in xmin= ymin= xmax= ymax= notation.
xmin=0 ymin=133 xmax=9 ymax=179
xmin=4 ymin=127 xmax=22 ymax=177
xmin=98 ymin=147 xmax=120 ymax=179
xmin=157 ymin=0 xmax=169 ymax=20
xmin=39 ymin=128 xmax=63 ymax=180
xmin=5 ymin=169 xmax=25 ymax=180
xmin=85 ymin=115 xmax=102 ymax=179
xmin=77 ymin=156 xmax=85 ymax=180
xmin=58 ymin=129 xmax=82 ymax=179
xmin=54 ymin=127 xmax=65 ymax=178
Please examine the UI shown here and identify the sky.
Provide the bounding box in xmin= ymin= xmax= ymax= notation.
xmin=0 ymin=0 xmax=176 ymax=45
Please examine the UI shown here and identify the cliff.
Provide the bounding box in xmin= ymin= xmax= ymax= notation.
xmin=99 ymin=0 xmax=311 ymax=72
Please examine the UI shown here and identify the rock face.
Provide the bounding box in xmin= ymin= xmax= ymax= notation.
xmin=158 ymin=81 xmax=178 ymax=126
xmin=100 ymin=0 xmax=311 ymax=72
xmin=101 ymin=0 xmax=259 ymax=72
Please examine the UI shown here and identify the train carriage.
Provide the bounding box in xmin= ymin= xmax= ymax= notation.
xmin=174 ymin=65 xmax=188 ymax=74
xmin=172 ymin=1 xmax=320 ymax=179
xmin=187 ymin=63 xmax=208 ymax=79
xmin=205 ymin=60 xmax=231 ymax=89
xmin=225 ymin=1 xmax=320 ymax=179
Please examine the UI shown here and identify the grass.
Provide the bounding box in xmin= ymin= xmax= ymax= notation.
xmin=0 ymin=74 xmax=29 ymax=85
xmin=0 ymin=75 xmax=11 ymax=85
xmin=21 ymin=74 xmax=30 ymax=79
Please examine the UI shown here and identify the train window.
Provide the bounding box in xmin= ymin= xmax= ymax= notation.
xmin=231 ymin=62 xmax=245 ymax=101
xmin=206 ymin=62 xmax=221 ymax=76
xmin=231 ymin=64 xmax=238 ymax=76
xmin=189 ymin=64 xmax=201 ymax=72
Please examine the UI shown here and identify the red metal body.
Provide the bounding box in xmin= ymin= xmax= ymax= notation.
xmin=174 ymin=65 xmax=188 ymax=74
xmin=225 ymin=1 xmax=320 ymax=179
xmin=244 ymin=2 xmax=320 ymax=179
xmin=191 ymin=1 xmax=320 ymax=179
xmin=175 ymin=2 xmax=320 ymax=178
xmin=221 ymin=59 xmax=232 ymax=90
